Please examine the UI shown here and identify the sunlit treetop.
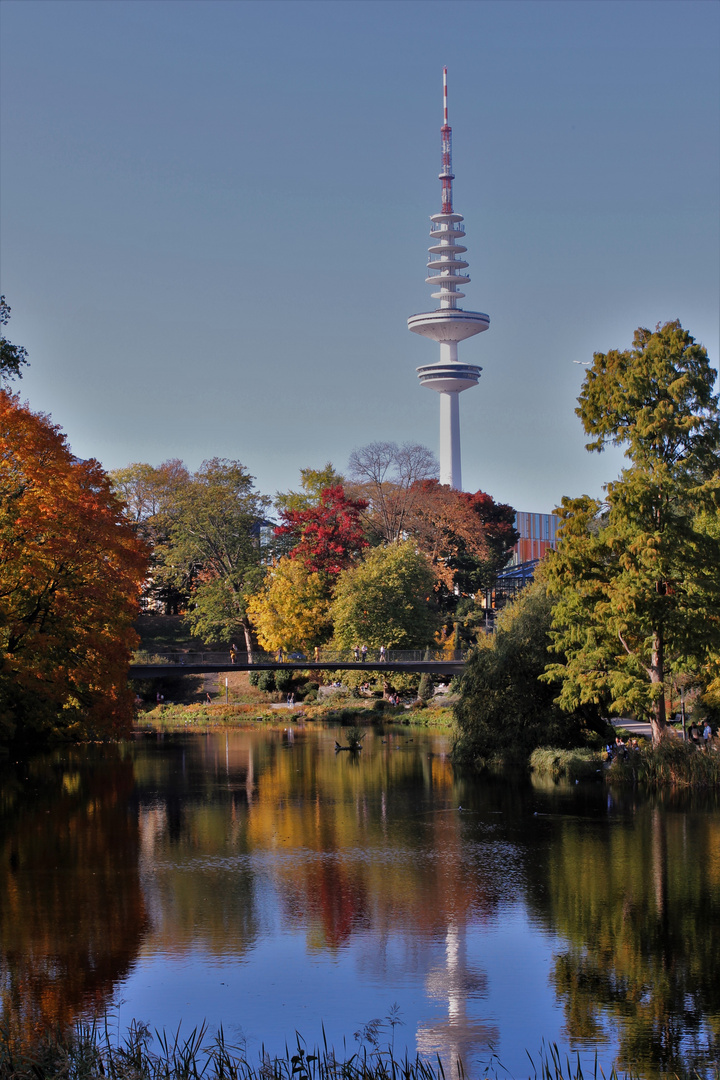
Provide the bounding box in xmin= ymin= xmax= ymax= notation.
xmin=577 ymin=320 xmax=719 ymax=470
xmin=0 ymin=296 xmax=30 ymax=383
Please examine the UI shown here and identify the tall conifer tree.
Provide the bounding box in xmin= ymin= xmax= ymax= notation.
xmin=543 ymin=322 xmax=720 ymax=742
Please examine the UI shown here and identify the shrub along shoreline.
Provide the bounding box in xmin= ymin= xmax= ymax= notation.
xmin=460 ymin=738 xmax=720 ymax=789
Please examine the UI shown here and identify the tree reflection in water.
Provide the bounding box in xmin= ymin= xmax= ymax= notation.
xmin=0 ymin=747 xmax=147 ymax=1046
xmin=2 ymin=729 xmax=720 ymax=1079
xmin=526 ymin=786 xmax=720 ymax=1076
xmin=130 ymin=727 xmax=505 ymax=1070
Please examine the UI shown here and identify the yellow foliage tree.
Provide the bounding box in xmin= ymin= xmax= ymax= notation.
xmin=246 ymin=558 xmax=332 ymax=652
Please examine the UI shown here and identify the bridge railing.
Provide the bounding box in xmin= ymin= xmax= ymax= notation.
xmin=132 ymin=648 xmax=468 ymax=666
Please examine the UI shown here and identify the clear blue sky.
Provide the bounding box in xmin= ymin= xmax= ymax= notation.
xmin=2 ymin=0 xmax=718 ymax=513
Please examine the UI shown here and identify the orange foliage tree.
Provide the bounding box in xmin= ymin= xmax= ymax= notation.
xmin=404 ymin=480 xmax=518 ymax=593
xmin=0 ymin=391 xmax=148 ymax=746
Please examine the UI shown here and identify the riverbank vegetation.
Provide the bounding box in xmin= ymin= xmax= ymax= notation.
xmin=137 ymin=698 xmax=455 ymax=732
xmin=606 ymin=737 xmax=720 ymax=789
xmin=453 ymin=584 xmax=609 ymax=769
xmin=4 ymin=303 xmax=718 ymax=774
xmin=542 ymin=321 xmax=720 ymax=745
xmin=112 ymin=445 xmax=517 ymax=666
xmin=529 ymin=747 xmax=605 ymax=782
xmin=1 ymin=1018 xmax=696 ymax=1080
xmin=453 ymin=322 xmax=720 ymax=781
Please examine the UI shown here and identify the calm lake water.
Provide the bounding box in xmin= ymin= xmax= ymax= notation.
xmin=1 ymin=723 xmax=719 ymax=1078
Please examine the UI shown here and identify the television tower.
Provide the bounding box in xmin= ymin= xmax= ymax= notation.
xmin=408 ymin=68 xmax=489 ymax=490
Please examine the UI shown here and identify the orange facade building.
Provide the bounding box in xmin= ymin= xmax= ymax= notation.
xmin=511 ymin=510 xmax=560 ymax=565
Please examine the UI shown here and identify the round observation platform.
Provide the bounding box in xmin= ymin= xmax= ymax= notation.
xmin=416 ymin=362 xmax=482 ymax=394
xmin=407 ymin=309 xmax=490 ymax=343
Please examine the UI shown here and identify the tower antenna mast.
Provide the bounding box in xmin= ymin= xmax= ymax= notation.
xmin=441 ymin=67 xmax=453 ymax=215
xmin=407 ymin=69 xmax=490 ymax=490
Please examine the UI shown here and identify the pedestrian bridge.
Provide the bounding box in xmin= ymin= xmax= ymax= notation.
xmin=129 ymin=650 xmax=467 ymax=679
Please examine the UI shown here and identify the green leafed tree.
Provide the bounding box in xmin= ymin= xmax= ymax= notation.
xmin=109 ymin=459 xmax=190 ymax=613
xmin=542 ymin=321 xmax=720 ymax=743
xmin=453 ymin=583 xmax=606 ymax=766
xmin=330 ymin=540 xmax=439 ymax=650
xmin=0 ymin=297 xmax=29 ymax=383
xmin=275 ymin=463 xmax=345 ymax=515
xmin=158 ymin=459 xmax=271 ymax=654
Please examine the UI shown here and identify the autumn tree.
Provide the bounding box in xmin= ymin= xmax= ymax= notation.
xmin=0 ymin=297 xmax=29 ymax=383
xmin=247 ymin=483 xmax=366 ymax=649
xmin=453 ymin=490 xmax=519 ymax=594
xmin=543 ymin=322 xmax=720 ymax=743
xmin=110 ymin=459 xmax=189 ymax=527
xmin=404 ymin=481 xmax=518 ymax=593
xmin=0 ymin=391 xmax=148 ymax=746
xmin=347 ymin=441 xmax=438 ymax=543
xmin=331 ymin=541 xmax=440 ymax=650
xmin=275 ymin=484 xmax=368 ymax=574
xmin=109 ymin=459 xmax=190 ymax=613
xmin=246 ymin=558 xmax=333 ymax=653
xmin=158 ymin=458 xmax=270 ymax=654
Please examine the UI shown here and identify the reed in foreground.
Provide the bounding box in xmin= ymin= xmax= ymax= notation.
xmin=607 ymin=738 xmax=720 ymax=788
xmin=4 ymin=1019 xmax=718 ymax=1080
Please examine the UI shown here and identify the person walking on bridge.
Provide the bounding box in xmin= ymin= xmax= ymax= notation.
xmin=379 ymin=644 xmax=386 ymax=662
xmin=230 ymin=643 xmax=238 ymax=664
xmin=361 ymin=644 xmax=368 ymax=663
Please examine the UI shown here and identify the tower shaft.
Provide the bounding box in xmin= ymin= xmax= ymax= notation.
xmin=439 ymin=392 xmax=461 ymax=489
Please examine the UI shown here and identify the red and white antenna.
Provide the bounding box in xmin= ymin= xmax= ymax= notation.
xmin=440 ymin=66 xmax=454 ymax=215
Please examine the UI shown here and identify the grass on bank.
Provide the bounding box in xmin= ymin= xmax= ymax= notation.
xmin=137 ymin=699 xmax=455 ymax=732
xmin=4 ymin=1017 xmax=705 ymax=1080
xmin=606 ymin=736 xmax=720 ymax=788
xmin=529 ymin=747 xmax=606 ymax=781
xmin=527 ymin=737 xmax=720 ymax=789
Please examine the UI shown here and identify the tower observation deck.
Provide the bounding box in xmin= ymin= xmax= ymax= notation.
xmin=407 ymin=68 xmax=489 ymax=490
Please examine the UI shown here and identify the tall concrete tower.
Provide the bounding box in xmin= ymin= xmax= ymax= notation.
xmin=408 ymin=69 xmax=489 ymax=490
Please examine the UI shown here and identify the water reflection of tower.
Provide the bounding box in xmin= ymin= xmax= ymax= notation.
xmin=408 ymin=68 xmax=489 ymax=491
xmin=416 ymin=919 xmax=498 ymax=1070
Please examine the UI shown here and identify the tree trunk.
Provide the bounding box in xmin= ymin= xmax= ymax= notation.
xmin=649 ymin=629 xmax=667 ymax=744
xmin=241 ymin=617 xmax=254 ymax=663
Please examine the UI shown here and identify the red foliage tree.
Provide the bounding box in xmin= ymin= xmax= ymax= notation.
xmin=456 ymin=489 xmax=519 ymax=583
xmin=275 ymin=485 xmax=368 ymax=575
xmin=0 ymin=391 xmax=148 ymax=746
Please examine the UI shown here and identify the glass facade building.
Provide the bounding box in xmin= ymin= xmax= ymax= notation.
xmin=511 ymin=510 xmax=560 ymax=565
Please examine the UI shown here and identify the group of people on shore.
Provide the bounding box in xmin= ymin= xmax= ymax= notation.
xmin=607 ymin=721 xmax=715 ymax=761
xmin=606 ymin=736 xmax=640 ymax=761
xmin=687 ymin=720 xmax=714 ymax=745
